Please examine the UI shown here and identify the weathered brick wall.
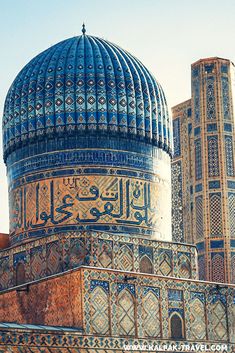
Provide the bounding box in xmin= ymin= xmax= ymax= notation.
xmin=0 ymin=233 xmax=9 ymax=250
xmin=0 ymin=269 xmax=83 ymax=327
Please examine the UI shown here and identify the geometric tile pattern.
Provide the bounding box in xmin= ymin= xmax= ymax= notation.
xmin=118 ymin=288 xmax=135 ymax=336
xmin=178 ymin=253 xmax=191 ymax=279
xmin=159 ymin=250 xmax=172 ymax=276
xmin=118 ymin=244 xmax=134 ymax=271
xmin=1 ymin=266 xmax=235 ymax=348
xmin=171 ymin=99 xmax=192 ymax=245
xmin=208 ymin=136 xmax=220 ymax=177
xmin=209 ymin=193 xmax=223 ymax=237
xmin=190 ymin=295 xmax=206 ymax=340
xmin=30 ymin=246 xmax=46 ymax=280
xmin=206 ymin=76 xmax=216 ymax=120
xmin=198 ymin=255 xmax=205 ymax=280
xmin=0 ymin=257 xmax=10 ymax=290
xmin=195 ymin=139 xmax=202 ymax=180
xmin=3 ymin=35 xmax=172 ymax=162
xmin=221 ymin=76 xmax=230 ymax=120
xmin=193 ymin=77 xmax=201 ymax=123
xmin=97 ymin=240 xmax=113 ymax=268
xmin=46 ymin=241 xmax=61 ymax=275
xmin=195 ymin=195 xmax=203 ymax=240
xmin=0 ymin=231 xmax=197 ymax=291
xmin=142 ymin=288 xmax=161 ymax=337
xmin=211 ymin=253 xmax=225 ymax=283
xmin=225 ymin=136 xmax=234 ymax=176
xmin=70 ymin=238 xmax=87 ymax=268
xmin=82 ymin=268 xmax=234 ymax=343
xmin=173 ymin=118 xmax=181 ymax=157
xmin=211 ymin=300 xmax=228 ymax=341
xmin=228 ymin=192 xmax=235 ymax=238
xmin=172 ymin=57 xmax=235 ymax=283
xmin=90 ymin=286 xmax=110 ymax=335
xmin=171 ymin=161 xmax=184 ymax=242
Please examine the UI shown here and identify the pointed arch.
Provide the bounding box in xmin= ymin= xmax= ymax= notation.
xmin=190 ymin=297 xmax=206 ymax=339
xmin=178 ymin=254 xmax=191 ymax=279
xmin=142 ymin=289 xmax=161 ymax=337
xmin=170 ymin=312 xmax=184 ymax=339
xmin=97 ymin=240 xmax=113 ymax=268
xmin=90 ymin=286 xmax=110 ymax=335
xmin=159 ymin=251 xmax=172 ymax=276
xmin=211 ymin=300 xmax=228 ymax=340
xmin=118 ymin=244 xmax=134 ymax=271
xmin=118 ymin=288 xmax=135 ymax=336
xmin=16 ymin=262 xmax=26 ymax=286
xmin=211 ymin=254 xmax=224 ymax=282
xmin=140 ymin=255 xmax=153 ymax=274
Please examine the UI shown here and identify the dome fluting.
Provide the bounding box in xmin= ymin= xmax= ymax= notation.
xmin=2 ymin=34 xmax=172 ymax=162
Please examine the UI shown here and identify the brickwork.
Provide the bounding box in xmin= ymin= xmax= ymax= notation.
xmin=172 ymin=57 xmax=235 ymax=283
xmin=0 ymin=267 xmax=234 ymax=351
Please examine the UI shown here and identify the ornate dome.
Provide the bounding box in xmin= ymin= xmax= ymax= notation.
xmin=3 ymin=33 xmax=172 ymax=161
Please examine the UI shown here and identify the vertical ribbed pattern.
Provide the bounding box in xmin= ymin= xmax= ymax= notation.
xmin=2 ymin=35 xmax=172 ymax=160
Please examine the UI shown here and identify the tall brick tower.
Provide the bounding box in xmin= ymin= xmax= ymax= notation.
xmin=172 ymin=57 xmax=235 ymax=283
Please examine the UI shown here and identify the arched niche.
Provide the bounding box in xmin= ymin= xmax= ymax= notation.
xmin=140 ymin=255 xmax=154 ymax=274
xmin=170 ymin=312 xmax=184 ymax=339
xmin=16 ymin=262 xmax=26 ymax=286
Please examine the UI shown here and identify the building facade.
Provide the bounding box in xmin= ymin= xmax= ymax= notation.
xmin=172 ymin=57 xmax=235 ymax=284
xmin=0 ymin=34 xmax=235 ymax=352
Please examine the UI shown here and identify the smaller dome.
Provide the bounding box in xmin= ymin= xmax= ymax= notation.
xmin=2 ymin=34 xmax=172 ymax=161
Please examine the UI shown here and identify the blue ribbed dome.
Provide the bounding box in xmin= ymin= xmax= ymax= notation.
xmin=2 ymin=34 xmax=172 ymax=161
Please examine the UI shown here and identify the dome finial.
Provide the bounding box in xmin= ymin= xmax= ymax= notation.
xmin=82 ymin=23 xmax=86 ymax=35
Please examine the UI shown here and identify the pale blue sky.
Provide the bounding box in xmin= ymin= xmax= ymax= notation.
xmin=0 ymin=0 xmax=235 ymax=232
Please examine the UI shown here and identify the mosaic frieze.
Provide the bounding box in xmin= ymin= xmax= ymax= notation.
xmin=0 ymin=332 xmax=234 ymax=353
xmin=82 ymin=268 xmax=235 ymax=344
xmin=0 ymin=231 xmax=198 ymax=291
xmin=7 ymin=147 xmax=164 ymax=183
xmin=9 ymin=173 xmax=171 ymax=243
